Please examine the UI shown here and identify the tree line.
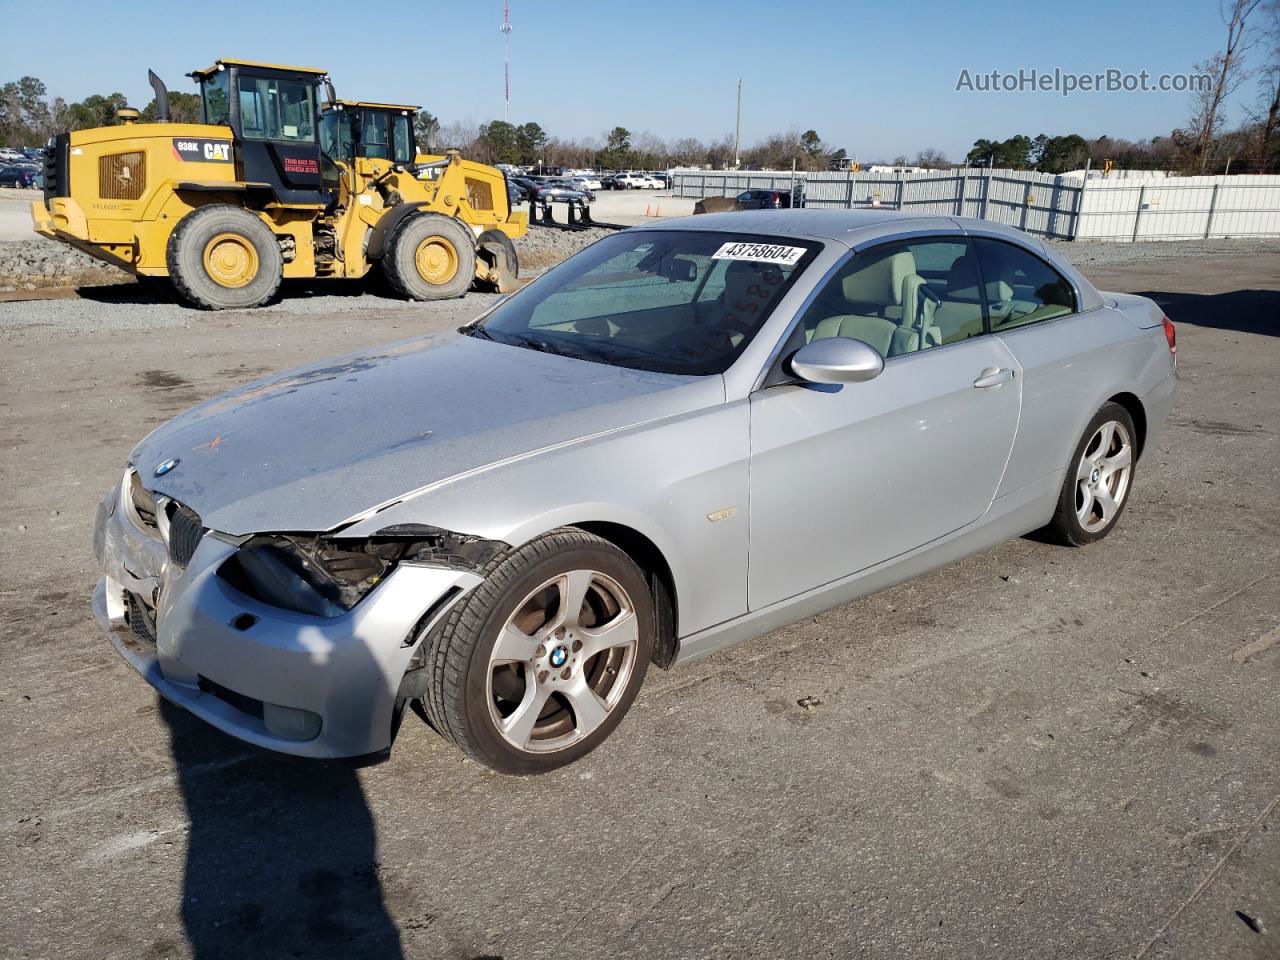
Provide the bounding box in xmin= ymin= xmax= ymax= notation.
xmin=0 ymin=77 xmax=850 ymax=172
xmin=964 ymin=1 xmax=1278 ymax=175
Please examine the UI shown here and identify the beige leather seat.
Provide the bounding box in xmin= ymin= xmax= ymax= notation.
xmin=809 ymin=314 xmax=918 ymax=356
xmin=808 ymin=249 xmax=938 ymax=356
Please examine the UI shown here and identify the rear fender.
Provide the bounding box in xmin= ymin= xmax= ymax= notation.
xmin=1101 ymin=291 xmax=1166 ymax=330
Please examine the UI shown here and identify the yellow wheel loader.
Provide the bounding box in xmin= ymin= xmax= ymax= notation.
xmin=30 ymin=60 xmax=526 ymax=309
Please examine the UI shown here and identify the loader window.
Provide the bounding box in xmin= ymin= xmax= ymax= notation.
xmin=359 ymin=110 xmax=390 ymax=160
xmin=319 ymin=110 xmax=352 ymax=184
xmin=237 ymin=77 xmax=316 ymax=142
xmin=393 ymin=114 xmax=414 ymax=164
xmin=202 ymin=72 xmax=231 ymax=126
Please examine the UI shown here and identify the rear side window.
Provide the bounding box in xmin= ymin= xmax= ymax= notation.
xmin=202 ymin=72 xmax=231 ymax=126
xmin=971 ymin=238 xmax=1076 ymax=331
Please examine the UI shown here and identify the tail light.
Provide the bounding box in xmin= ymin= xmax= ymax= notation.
xmin=1162 ymin=316 xmax=1176 ymax=354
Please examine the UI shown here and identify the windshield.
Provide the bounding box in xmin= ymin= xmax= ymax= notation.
xmin=472 ymin=231 xmax=817 ymax=375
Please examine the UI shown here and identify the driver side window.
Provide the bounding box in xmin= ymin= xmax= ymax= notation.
xmin=798 ymin=237 xmax=978 ymax=359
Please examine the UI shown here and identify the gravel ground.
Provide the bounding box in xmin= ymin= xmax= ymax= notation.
xmin=0 ymin=241 xmax=1277 ymax=960
xmin=0 ymin=223 xmax=614 ymax=295
xmin=1049 ymin=237 xmax=1280 ymax=269
xmin=0 ymin=237 xmax=126 ymax=289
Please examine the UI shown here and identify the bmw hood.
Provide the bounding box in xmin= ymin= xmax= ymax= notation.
xmin=132 ymin=333 xmax=720 ymax=535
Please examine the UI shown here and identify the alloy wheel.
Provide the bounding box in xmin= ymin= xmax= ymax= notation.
xmin=486 ymin=569 xmax=639 ymax=753
xmin=1075 ymin=420 xmax=1133 ymax=532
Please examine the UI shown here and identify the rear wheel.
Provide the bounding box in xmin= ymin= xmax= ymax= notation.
xmin=166 ymin=205 xmax=282 ymax=310
xmin=419 ymin=528 xmax=653 ymax=774
xmin=1044 ymin=402 xmax=1137 ymax=546
xmin=382 ymin=213 xmax=475 ymax=301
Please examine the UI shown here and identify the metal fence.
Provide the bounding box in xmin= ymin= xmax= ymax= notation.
xmin=670 ymin=168 xmax=1280 ymax=242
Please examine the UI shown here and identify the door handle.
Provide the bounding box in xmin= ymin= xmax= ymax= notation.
xmin=973 ymin=366 xmax=1014 ymax=389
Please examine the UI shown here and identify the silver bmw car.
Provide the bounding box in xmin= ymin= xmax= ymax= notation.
xmin=93 ymin=210 xmax=1177 ymax=774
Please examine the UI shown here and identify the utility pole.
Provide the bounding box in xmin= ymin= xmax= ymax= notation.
xmin=501 ymin=0 xmax=512 ymax=123
xmin=733 ymin=78 xmax=742 ymax=169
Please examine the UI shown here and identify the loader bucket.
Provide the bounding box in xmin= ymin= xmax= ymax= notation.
xmin=477 ymin=231 xmax=520 ymax=293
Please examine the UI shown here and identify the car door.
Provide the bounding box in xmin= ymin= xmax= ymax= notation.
xmin=748 ymin=236 xmax=1022 ymax=609
xmin=967 ymin=236 xmax=1094 ymax=497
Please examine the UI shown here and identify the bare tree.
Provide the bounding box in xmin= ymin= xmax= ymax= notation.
xmin=914 ymin=147 xmax=948 ymax=168
xmin=1186 ymin=0 xmax=1265 ymax=172
xmin=1250 ymin=0 xmax=1280 ymax=169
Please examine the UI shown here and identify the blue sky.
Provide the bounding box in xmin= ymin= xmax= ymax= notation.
xmin=0 ymin=0 xmax=1261 ymax=161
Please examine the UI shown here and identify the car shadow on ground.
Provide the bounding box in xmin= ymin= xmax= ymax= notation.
xmin=1135 ymin=289 xmax=1280 ymax=337
xmin=70 ymin=276 xmax=410 ymax=308
xmin=159 ymin=699 xmax=404 ymax=959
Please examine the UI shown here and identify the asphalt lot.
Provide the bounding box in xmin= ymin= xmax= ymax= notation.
xmin=1 ymin=243 xmax=1277 ymax=960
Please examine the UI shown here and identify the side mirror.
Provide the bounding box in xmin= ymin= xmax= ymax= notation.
xmin=788 ymin=337 xmax=884 ymax=384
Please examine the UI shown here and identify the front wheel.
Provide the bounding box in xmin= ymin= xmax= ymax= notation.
xmin=1044 ymin=401 xmax=1137 ymax=545
xmin=382 ymin=213 xmax=475 ymax=301
xmin=419 ymin=529 xmax=653 ymax=774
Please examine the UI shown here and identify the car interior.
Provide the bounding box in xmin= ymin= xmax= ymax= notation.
xmin=801 ymin=237 xmax=1077 ymax=358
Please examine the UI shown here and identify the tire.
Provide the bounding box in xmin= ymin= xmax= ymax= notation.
xmin=1043 ymin=401 xmax=1138 ymax=546
xmin=165 ymin=204 xmax=282 ymax=310
xmin=420 ymin=528 xmax=654 ymax=775
xmin=473 ymin=229 xmax=520 ymax=293
xmin=382 ymin=212 xmax=475 ymax=301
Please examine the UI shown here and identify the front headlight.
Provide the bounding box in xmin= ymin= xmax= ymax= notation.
xmin=217 ymin=527 xmax=508 ymax=618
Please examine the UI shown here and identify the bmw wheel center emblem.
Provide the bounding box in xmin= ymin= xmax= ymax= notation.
xmin=550 ymin=645 xmax=569 ymax=668
xmin=154 ymin=458 xmax=180 ymax=477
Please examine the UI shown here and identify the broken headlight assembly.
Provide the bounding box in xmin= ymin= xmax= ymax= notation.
xmin=217 ymin=526 xmax=506 ymax=618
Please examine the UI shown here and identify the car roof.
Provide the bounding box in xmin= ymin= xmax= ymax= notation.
xmin=639 ymin=209 xmax=1046 ymax=249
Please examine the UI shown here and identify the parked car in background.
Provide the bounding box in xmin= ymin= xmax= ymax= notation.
xmin=569 ymin=175 xmax=603 ymax=191
xmin=647 ymin=172 xmax=672 ymax=188
xmin=92 ymin=209 xmax=1175 ymax=774
xmin=507 ymin=179 xmax=528 ymax=206
xmin=533 ymin=179 xmax=594 ymax=203
xmin=734 ymin=188 xmax=800 ymax=210
xmin=614 ymin=172 xmax=661 ymax=189
xmin=510 ymin=175 xmax=544 ymax=196
xmin=0 ymin=165 xmax=38 ymax=189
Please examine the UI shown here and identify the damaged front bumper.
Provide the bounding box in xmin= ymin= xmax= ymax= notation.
xmin=92 ymin=479 xmax=482 ymax=760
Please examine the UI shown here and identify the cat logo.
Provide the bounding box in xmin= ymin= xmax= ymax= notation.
xmin=170 ymin=138 xmax=233 ymax=164
xmin=116 ymin=165 xmax=133 ymax=186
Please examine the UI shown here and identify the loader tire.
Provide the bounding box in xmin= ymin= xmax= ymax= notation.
xmin=383 ymin=213 xmax=475 ymax=301
xmin=166 ymin=205 xmax=282 ymax=310
xmin=474 ymin=229 xmax=520 ymax=293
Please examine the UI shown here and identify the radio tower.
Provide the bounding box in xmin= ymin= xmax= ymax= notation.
xmin=501 ymin=1 xmax=512 ymax=122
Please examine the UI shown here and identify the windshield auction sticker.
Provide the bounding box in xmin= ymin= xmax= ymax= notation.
xmin=711 ymin=242 xmax=806 ymax=265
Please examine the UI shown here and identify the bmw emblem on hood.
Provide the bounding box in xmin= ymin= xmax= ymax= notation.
xmin=154 ymin=458 xmax=180 ymax=477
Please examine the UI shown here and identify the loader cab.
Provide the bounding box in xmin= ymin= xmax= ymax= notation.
xmin=192 ymin=59 xmax=329 ymax=204
xmin=323 ymin=101 xmax=417 ymax=166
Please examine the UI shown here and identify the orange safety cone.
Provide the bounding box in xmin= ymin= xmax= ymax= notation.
xmin=644 ymin=204 xmax=651 ymax=217
xmin=655 ymin=205 xmax=661 ymax=217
